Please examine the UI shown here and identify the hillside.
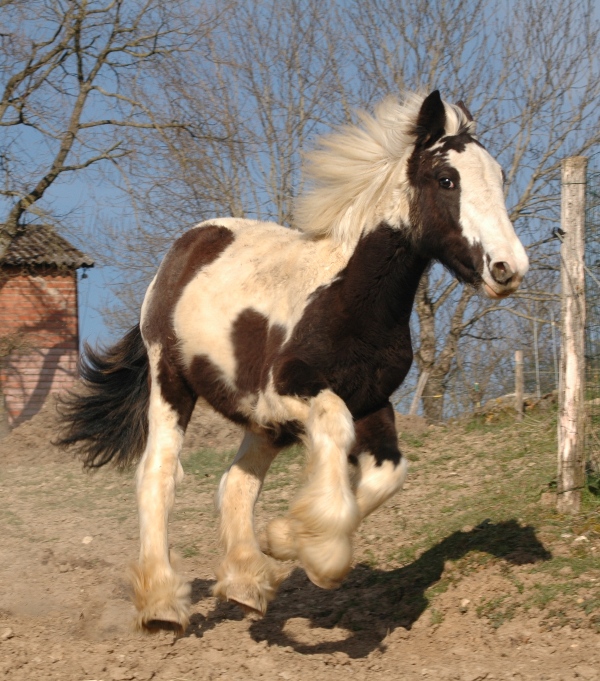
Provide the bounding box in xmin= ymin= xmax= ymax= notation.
xmin=0 ymin=401 xmax=598 ymax=680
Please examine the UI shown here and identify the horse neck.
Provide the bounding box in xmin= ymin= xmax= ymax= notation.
xmin=338 ymin=225 xmax=429 ymax=327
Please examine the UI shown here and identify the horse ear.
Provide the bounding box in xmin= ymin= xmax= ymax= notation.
xmin=456 ymin=100 xmax=474 ymax=122
xmin=414 ymin=90 xmax=446 ymax=147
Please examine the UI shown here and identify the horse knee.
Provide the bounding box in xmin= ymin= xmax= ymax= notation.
xmin=306 ymin=389 xmax=355 ymax=454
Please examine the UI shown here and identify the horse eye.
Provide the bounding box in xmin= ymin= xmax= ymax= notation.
xmin=439 ymin=177 xmax=455 ymax=190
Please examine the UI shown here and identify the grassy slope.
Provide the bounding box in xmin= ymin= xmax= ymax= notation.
xmin=182 ymin=406 xmax=600 ymax=635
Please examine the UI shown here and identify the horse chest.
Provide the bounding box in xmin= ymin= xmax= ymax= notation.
xmin=274 ymin=318 xmax=413 ymax=418
xmin=271 ymin=232 xmax=419 ymax=417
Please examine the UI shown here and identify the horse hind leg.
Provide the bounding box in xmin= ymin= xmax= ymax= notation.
xmin=213 ymin=430 xmax=288 ymax=616
xmin=130 ymin=344 xmax=195 ymax=633
xmin=265 ymin=389 xmax=360 ymax=589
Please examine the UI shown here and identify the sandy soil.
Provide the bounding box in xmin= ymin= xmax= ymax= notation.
xmin=0 ymin=399 xmax=599 ymax=681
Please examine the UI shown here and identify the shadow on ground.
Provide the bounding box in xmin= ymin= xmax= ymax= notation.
xmin=184 ymin=519 xmax=551 ymax=658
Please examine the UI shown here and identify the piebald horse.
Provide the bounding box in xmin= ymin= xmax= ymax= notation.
xmin=59 ymin=91 xmax=528 ymax=633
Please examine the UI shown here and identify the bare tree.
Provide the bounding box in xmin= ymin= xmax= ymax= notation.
xmin=0 ymin=0 xmax=225 ymax=255
xmin=96 ymin=0 xmax=600 ymax=420
xmin=101 ymin=0 xmax=349 ymax=329
xmin=347 ymin=0 xmax=600 ymax=418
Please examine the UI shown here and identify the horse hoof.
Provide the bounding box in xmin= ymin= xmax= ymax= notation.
xmin=129 ymin=562 xmax=191 ymax=634
xmin=213 ymin=550 xmax=289 ymax=618
xmin=141 ymin=615 xmax=186 ymax=635
xmin=305 ymin=569 xmax=343 ymax=590
xmin=217 ymin=581 xmax=267 ymax=618
xmin=136 ymin=602 xmax=190 ymax=634
xmin=213 ymin=578 xmax=269 ymax=618
xmin=135 ymin=597 xmax=190 ymax=634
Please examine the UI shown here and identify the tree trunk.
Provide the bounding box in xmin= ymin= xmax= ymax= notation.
xmin=0 ymin=222 xmax=19 ymax=261
xmin=414 ymin=274 xmax=474 ymax=421
xmin=421 ymin=371 xmax=446 ymax=421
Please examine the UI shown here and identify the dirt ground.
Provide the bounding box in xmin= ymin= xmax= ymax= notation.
xmin=0 ymin=399 xmax=599 ymax=681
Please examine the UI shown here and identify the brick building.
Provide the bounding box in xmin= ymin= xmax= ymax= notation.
xmin=0 ymin=225 xmax=94 ymax=427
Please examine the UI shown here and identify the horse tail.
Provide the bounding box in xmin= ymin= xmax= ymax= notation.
xmin=56 ymin=324 xmax=150 ymax=469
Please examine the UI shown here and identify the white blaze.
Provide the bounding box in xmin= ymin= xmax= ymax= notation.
xmin=449 ymin=145 xmax=529 ymax=295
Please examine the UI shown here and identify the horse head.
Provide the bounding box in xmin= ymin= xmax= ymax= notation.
xmin=406 ymin=90 xmax=528 ymax=298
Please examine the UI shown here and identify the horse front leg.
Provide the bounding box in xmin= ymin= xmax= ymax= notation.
xmin=130 ymin=346 xmax=194 ymax=633
xmin=213 ymin=430 xmax=288 ymax=616
xmin=266 ymin=389 xmax=360 ymax=589
xmin=350 ymin=403 xmax=407 ymax=521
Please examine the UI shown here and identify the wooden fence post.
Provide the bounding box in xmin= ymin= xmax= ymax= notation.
xmin=515 ymin=350 xmax=524 ymax=420
xmin=557 ymin=156 xmax=587 ymax=514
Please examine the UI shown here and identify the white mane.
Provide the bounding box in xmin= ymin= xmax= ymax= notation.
xmin=295 ymin=92 xmax=474 ymax=245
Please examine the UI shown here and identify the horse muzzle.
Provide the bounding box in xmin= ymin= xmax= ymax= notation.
xmin=482 ymin=257 xmax=527 ymax=299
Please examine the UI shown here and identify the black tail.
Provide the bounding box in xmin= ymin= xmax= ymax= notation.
xmin=56 ymin=324 xmax=150 ymax=468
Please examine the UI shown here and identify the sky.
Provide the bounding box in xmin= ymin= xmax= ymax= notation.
xmin=21 ymin=175 xmax=127 ymax=349
xmin=5 ymin=0 xmax=600 ymax=357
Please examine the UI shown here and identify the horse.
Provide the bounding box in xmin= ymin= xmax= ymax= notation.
xmin=58 ymin=90 xmax=529 ymax=634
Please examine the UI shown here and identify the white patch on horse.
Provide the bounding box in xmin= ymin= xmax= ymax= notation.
xmin=352 ymin=454 xmax=408 ymax=519
xmin=265 ymin=389 xmax=359 ymax=589
xmin=449 ymin=145 xmax=529 ymax=293
xmin=132 ymin=343 xmax=191 ymax=630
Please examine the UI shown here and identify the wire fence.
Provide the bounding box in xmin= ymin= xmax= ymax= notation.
xmin=392 ymin=310 xmax=561 ymax=422
xmin=585 ymin=170 xmax=600 ymax=473
xmin=393 ymin=361 xmax=559 ymax=421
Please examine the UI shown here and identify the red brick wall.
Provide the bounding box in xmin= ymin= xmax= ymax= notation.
xmin=0 ymin=267 xmax=79 ymax=426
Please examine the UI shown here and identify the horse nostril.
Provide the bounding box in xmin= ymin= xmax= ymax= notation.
xmin=490 ymin=261 xmax=514 ymax=286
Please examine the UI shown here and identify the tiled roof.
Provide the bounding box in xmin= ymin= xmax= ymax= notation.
xmin=1 ymin=224 xmax=94 ymax=269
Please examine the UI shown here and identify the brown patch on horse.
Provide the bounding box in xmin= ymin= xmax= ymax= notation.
xmin=143 ymin=225 xmax=235 ymax=346
xmin=264 ymin=419 xmax=304 ymax=448
xmin=437 ymin=132 xmax=485 ymax=154
xmin=274 ymin=227 xmax=423 ymax=420
xmin=231 ymin=308 xmax=286 ymax=393
xmin=187 ymin=355 xmax=249 ymax=426
xmin=187 ymin=349 xmax=303 ymax=447
xmin=349 ymin=403 xmax=401 ymax=467
xmin=142 ymin=225 xmax=235 ymax=425
xmin=406 ymin=138 xmax=484 ymax=285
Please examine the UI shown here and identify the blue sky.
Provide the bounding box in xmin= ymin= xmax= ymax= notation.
xmin=53 ymin=180 xmax=135 ymax=349
xmin=3 ymin=169 xmax=133 ymax=349
xmin=5 ymin=0 xmax=600 ymax=355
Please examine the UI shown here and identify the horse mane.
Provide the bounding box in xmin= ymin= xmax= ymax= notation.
xmin=295 ymin=92 xmax=475 ymax=245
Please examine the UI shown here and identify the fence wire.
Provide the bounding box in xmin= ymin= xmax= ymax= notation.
xmin=585 ymin=170 xmax=600 ymax=473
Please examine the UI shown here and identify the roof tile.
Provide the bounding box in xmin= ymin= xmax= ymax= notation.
xmin=1 ymin=224 xmax=94 ymax=269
